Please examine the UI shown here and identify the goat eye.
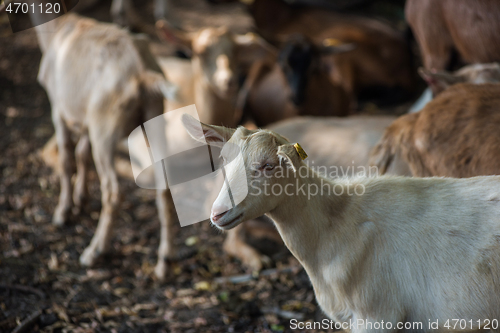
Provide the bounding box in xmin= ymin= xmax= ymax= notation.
xmin=264 ymin=163 xmax=274 ymax=171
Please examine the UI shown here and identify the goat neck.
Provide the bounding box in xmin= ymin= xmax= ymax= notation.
xmin=267 ymin=168 xmax=351 ymax=267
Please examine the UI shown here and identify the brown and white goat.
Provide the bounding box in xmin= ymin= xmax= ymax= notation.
xmin=244 ymin=0 xmax=416 ymax=106
xmin=237 ymin=36 xmax=355 ymax=126
xmin=182 ymin=114 xmax=500 ymax=329
xmin=371 ymin=83 xmax=500 ymax=177
xmin=41 ymin=24 xmax=271 ymax=171
xmin=237 ymin=35 xmax=353 ymax=127
xmin=406 ymin=0 xmax=500 ymax=71
xmin=32 ymin=10 xmax=177 ymax=280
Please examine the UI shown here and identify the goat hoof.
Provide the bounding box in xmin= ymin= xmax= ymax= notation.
xmin=260 ymin=255 xmax=272 ymax=267
xmin=52 ymin=210 xmax=68 ymax=226
xmin=154 ymin=259 xmax=169 ymax=281
xmin=72 ymin=206 xmax=81 ymax=215
xmin=72 ymin=198 xmax=84 ymax=213
xmin=245 ymin=256 xmax=264 ymax=272
xmin=79 ymin=247 xmax=101 ymax=267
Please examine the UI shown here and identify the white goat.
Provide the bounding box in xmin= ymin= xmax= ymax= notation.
xmin=182 ymin=114 xmax=500 ymax=330
xmin=32 ymin=8 xmax=177 ymax=280
xmin=37 ymin=22 xmax=272 ymax=276
xmin=220 ymin=115 xmax=412 ymax=271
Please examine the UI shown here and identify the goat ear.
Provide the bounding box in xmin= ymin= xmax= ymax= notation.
xmin=369 ymin=141 xmax=393 ymax=175
xmin=277 ymin=144 xmax=302 ymax=173
xmin=320 ymin=39 xmax=356 ymax=55
xmin=156 ymin=19 xmax=194 ymax=55
xmin=181 ymin=114 xmax=234 ymax=146
xmin=418 ymin=67 xmax=463 ymax=95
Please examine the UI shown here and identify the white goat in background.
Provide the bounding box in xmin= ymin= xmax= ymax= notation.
xmin=31 ymin=6 xmax=177 ymax=280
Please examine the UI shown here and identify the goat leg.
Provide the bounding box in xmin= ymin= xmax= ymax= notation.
xmin=52 ymin=113 xmax=74 ymax=226
xmin=223 ymin=223 xmax=270 ymax=271
xmin=73 ymin=133 xmax=91 ymax=214
xmin=80 ymin=127 xmax=120 ymax=267
xmin=154 ymin=187 xmax=178 ymax=281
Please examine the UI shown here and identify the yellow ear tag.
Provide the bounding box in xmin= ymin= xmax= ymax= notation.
xmin=294 ymin=143 xmax=308 ymax=160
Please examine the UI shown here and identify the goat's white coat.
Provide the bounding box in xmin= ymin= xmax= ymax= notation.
xmin=32 ymin=10 xmax=177 ymax=280
xmin=184 ymin=117 xmax=500 ymax=331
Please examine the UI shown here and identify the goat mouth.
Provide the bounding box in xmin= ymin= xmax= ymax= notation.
xmin=213 ymin=213 xmax=243 ymax=229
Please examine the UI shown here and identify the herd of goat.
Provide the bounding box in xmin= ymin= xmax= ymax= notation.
xmin=6 ymin=0 xmax=500 ymax=330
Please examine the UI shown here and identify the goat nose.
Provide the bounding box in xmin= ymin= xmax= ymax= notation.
xmin=211 ymin=204 xmax=231 ymax=222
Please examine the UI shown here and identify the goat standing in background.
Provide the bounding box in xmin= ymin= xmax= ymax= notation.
xmin=243 ymin=0 xmax=416 ymax=107
xmin=182 ymin=114 xmax=500 ymax=331
xmin=156 ymin=22 xmax=274 ymax=127
xmin=371 ymin=83 xmax=500 ymax=178
xmin=237 ymin=35 xmax=353 ymax=127
xmin=31 ymin=7 xmax=177 ymax=280
xmin=406 ymin=0 xmax=500 ymax=72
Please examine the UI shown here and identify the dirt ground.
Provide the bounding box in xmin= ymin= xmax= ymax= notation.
xmin=0 ymin=0 xmax=409 ymax=332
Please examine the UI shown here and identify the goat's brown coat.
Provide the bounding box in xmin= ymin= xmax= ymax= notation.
xmin=247 ymin=0 xmax=415 ymax=103
xmin=406 ymin=0 xmax=500 ymax=70
xmin=371 ymin=83 xmax=500 ymax=177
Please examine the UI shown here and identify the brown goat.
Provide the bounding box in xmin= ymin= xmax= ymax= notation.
xmin=406 ymin=0 xmax=500 ymax=71
xmin=237 ymin=35 xmax=353 ymax=127
xmin=245 ymin=0 xmax=415 ymax=106
xmin=371 ymin=83 xmax=500 ymax=177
